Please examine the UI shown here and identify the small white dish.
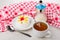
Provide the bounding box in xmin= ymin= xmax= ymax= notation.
xmin=12 ymin=15 xmax=35 ymax=31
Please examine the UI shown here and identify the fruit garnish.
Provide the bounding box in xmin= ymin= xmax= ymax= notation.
xmin=18 ymin=15 xmax=28 ymax=24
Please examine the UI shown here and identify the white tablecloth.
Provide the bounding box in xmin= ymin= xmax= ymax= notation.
xmin=0 ymin=26 xmax=60 ymax=40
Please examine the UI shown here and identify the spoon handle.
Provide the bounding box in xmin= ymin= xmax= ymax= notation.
xmin=19 ymin=31 xmax=32 ymax=37
xmin=7 ymin=25 xmax=32 ymax=37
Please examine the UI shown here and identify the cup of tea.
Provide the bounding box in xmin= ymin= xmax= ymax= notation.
xmin=32 ymin=21 xmax=50 ymax=38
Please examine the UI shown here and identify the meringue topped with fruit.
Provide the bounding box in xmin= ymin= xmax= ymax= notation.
xmin=17 ymin=15 xmax=29 ymax=24
xmin=12 ymin=15 xmax=33 ymax=30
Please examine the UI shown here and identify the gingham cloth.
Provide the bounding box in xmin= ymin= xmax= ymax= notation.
xmin=0 ymin=1 xmax=60 ymax=32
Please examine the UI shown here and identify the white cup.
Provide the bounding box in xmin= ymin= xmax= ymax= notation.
xmin=32 ymin=21 xmax=50 ymax=38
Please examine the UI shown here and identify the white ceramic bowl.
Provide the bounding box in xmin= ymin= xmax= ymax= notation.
xmin=12 ymin=15 xmax=35 ymax=30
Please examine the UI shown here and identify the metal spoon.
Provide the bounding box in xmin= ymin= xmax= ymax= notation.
xmin=7 ymin=26 xmax=32 ymax=37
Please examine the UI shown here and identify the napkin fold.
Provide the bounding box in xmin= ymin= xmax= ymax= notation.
xmin=0 ymin=1 xmax=60 ymax=32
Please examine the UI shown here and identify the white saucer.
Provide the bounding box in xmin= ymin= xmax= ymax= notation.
xmin=12 ymin=15 xmax=35 ymax=31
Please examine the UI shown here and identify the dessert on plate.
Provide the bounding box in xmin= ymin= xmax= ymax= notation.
xmin=12 ymin=15 xmax=34 ymax=30
xmin=17 ymin=15 xmax=31 ymax=28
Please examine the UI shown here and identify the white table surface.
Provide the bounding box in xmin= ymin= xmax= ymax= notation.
xmin=0 ymin=0 xmax=60 ymax=40
xmin=0 ymin=26 xmax=60 ymax=40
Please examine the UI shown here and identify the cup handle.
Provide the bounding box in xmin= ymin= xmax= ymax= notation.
xmin=45 ymin=31 xmax=51 ymax=38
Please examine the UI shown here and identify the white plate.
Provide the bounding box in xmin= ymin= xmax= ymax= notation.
xmin=12 ymin=15 xmax=35 ymax=30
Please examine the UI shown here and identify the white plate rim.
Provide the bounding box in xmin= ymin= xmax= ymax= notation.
xmin=12 ymin=15 xmax=35 ymax=30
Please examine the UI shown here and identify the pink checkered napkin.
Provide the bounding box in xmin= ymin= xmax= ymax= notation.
xmin=0 ymin=1 xmax=37 ymax=32
xmin=44 ymin=3 xmax=60 ymax=28
xmin=0 ymin=1 xmax=60 ymax=32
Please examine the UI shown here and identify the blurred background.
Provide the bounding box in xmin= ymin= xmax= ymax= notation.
xmin=0 ymin=0 xmax=60 ymax=9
